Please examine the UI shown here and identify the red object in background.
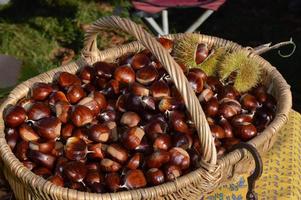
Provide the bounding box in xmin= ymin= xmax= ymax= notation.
xmin=132 ymin=0 xmax=226 ymax=14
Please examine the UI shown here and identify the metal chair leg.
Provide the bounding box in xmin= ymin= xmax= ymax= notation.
xmin=185 ymin=9 xmax=214 ymax=33
xmin=144 ymin=16 xmax=165 ymax=36
xmin=162 ymin=10 xmax=169 ymax=35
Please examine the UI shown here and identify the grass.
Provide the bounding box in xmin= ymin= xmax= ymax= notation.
xmin=0 ymin=0 xmax=133 ymax=96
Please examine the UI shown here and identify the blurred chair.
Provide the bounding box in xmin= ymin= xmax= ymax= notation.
xmin=131 ymin=0 xmax=226 ymax=35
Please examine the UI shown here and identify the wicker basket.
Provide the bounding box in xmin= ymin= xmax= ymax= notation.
xmin=0 ymin=16 xmax=292 ymax=200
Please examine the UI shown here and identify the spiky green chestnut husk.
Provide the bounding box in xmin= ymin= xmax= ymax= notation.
xmin=198 ymin=47 xmax=228 ymax=76
xmin=219 ymin=50 xmax=261 ymax=92
xmin=173 ymin=34 xmax=199 ymax=68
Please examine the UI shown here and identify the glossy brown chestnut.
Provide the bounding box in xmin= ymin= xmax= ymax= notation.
xmin=234 ymin=123 xmax=257 ymax=141
xmin=218 ymin=117 xmax=233 ymax=138
xmin=55 ymin=101 xmax=71 ymax=123
xmin=187 ymin=72 xmax=204 ymax=93
xmin=65 ymin=137 xmax=88 ymax=161
xmin=4 ymin=105 xmax=27 ymax=127
xmin=17 ymin=98 xmax=35 ymax=111
xmin=153 ymin=134 xmax=171 ymax=150
xmin=231 ymin=114 xmax=253 ymax=127
xmin=205 ymin=76 xmax=223 ymax=93
xmin=31 ymin=82 xmax=53 ymax=101
xmin=19 ymin=123 xmax=40 ymax=142
xmin=126 ymin=153 xmax=142 ymax=170
xmin=5 ymin=127 xmax=19 ymax=150
xmin=22 ymin=160 xmax=36 ymax=170
xmin=222 ymin=137 xmax=240 ymax=151
xmin=218 ymin=99 xmax=242 ymax=119
xmin=33 ymin=167 xmax=52 ymax=179
xmin=71 ymin=105 xmax=93 ymax=127
xmin=120 ymin=112 xmax=141 ymax=128
xmin=189 ymin=68 xmax=207 ymax=82
xmin=48 ymin=91 xmax=68 ymax=105
xmin=34 ymin=117 xmax=61 ymax=140
xmin=94 ymin=62 xmax=116 ymax=79
xmin=48 ymin=175 xmax=64 ymax=187
xmin=121 ymin=125 xmax=143 ymax=146
xmin=123 ymin=169 xmax=147 ymax=189
xmin=164 ymin=164 xmax=182 ymax=181
xmin=100 ymin=158 xmax=122 ymax=172
xmin=98 ymin=110 xmax=116 ymax=123
xmin=116 ymin=94 xmax=127 ymax=112
xmin=195 ymin=43 xmax=209 ymax=64
xmin=64 ymin=161 xmax=87 ymax=182
xmin=157 ymin=37 xmax=173 ymax=51
xmin=88 ymin=124 xmax=110 ymax=143
xmin=219 ymin=85 xmax=240 ymax=100
xmin=130 ymin=82 xmax=149 ymax=96
xmin=240 ymin=94 xmax=259 ymax=111
xmin=146 ymin=168 xmax=165 ymax=186
xmin=204 ymin=97 xmax=219 ymax=117
xmin=28 ymin=150 xmax=56 ymax=169
xmin=114 ymin=65 xmax=135 ymax=84
xmin=29 ymin=140 xmax=55 ymax=154
xmin=51 ymin=141 xmax=64 ymax=157
xmin=210 ymin=124 xmax=226 ymax=139
xmin=198 ymin=88 xmax=214 ymax=103
xmin=79 ymin=66 xmax=94 ymax=83
xmin=150 ymin=80 xmax=170 ymax=99
xmin=158 ymin=97 xmax=182 ymax=112
xmin=15 ymin=140 xmax=29 ymax=161
xmin=253 ymin=106 xmax=273 ymax=132
xmin=169 ymin=147 xmax=190 ymax=170
xmin=27 ymin=102 xmax=51 ymax=121
xmin=171 ymin=132 xmax=193 ymax=150
xmin=90 ymin=91 xmax=107 ymax=111
xmin=107 ymin=144 xmax=128 ymax=163
xmin=88 ymin=143 xmax=105 ymax=160
xmin=106 ymin=173 xmax=121 ymax=192
xmin=57 ymin=72 xmax=81 ymax=88
xmin=136 ymin=65 xmax=158 ymax=85
xmin=66 ymin=84 xmax=85 ymax=104
xmin=131 ymin=52 xmax=151 ymax=70
xmin=84 ymin=169 xmax=102 ymax=186
xmin=146 ymin=149 xmax=170 ymax=168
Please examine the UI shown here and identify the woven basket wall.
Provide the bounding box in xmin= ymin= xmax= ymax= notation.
xmin=0 ymin=16 xmax=292 ymax=200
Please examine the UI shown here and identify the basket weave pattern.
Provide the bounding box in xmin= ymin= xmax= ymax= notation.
xmin=0 ymin=16 xmax=292 ymax=200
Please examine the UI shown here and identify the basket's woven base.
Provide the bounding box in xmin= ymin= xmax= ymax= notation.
xmin=205 ymin=110 xmax=301 ymax=200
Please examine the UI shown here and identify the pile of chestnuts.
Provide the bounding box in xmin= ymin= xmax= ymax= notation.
xmin=3 ymin=38 xmax=276 ymax=193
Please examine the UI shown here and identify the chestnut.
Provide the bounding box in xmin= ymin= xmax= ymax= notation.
xmin=130 ymin=82 xmax=149 ymax=96
xmin=17 ymin=98 xmax=35 ymax=111
xmin=107 ymin=144 xmax=128 ymax=163
xmin=171 ymin=132 xmax=193 ymax=150
xmin=91 ymin=91 xmax=107 ymax=111
xmin=195 ymin=43 xmax=209 ymax=64
xmin=22 ymin=160 xmax=36 ymax=170
xmin=240 ymin=94 xmax=259 ymax=111
xmin=66 ymin=84 xmax=85 ymax=104
xmin=122 ymin=127 xmax=145 ymax=150
xmin=114 ymin=65 xmax=135 ymax=84
xmin=19 ymin=123 xmax=40 ymax=142
xmin=33 ymin=167 xmax=52 ymax=179
xmin=28 ymin=150 xmax=56 ymax=169
xmin=252 ymin=85 xmax=267 ymax=103
xmin=71 ymin=105 xmax=93 ymax=127
xmin=51 ymin=141 xmax=64 ymax=157
xmin=158 ymin=97 xmax=182 ymax=112
xmin=56 ymin=72 xmax=81 ymax=88
xmin=150 ymin=80 xmax=170 ymax=99
xmin=27 ymin=102 xmax=51 ymax=121
xmin=142 ymin=96 xmax=156 ymax=110
xmin=187 ymin=72 xmax=204 ymax=93
xmin=94 ymin=62 xmax=116 ymax=79
xmin=48 ymin=91 xmax=68 ymax=105
xmin=15 ymin=140 xmax=29 ymax=161
xmin=218 ymin=98 xmax=242 ymax=119
xmin=204 ymin=97 xmax=219 ymax=117
xmin=5 ymin=127 xmax=19 ymax=150
xmin=157 ymin=37 xmax=173 ymax=51
xmin=4 ymin=105 xmax=27 ymax=127
xmin=231 ymin=113 xmax=253 ymax=127
xmin=189 ymin=68 xmax=207 ymax=82
xmin=234 ymin=123 xmax=257 ymax=141
xmin=34 ymin=117 xmax=61 ymax=140
xmin=98 ymin=110 xmax=116 ymax=123
xmin=218 ymin=85 xmax=239 ymax=100
xmin=218 ymin=117 xmax=233 ymax=138
xmin=153 ymin=134 xmax=171 ymax=150
xmin=100 ymin=158 xmax=121 ymax=172
xmin=65 ymin=137 xmax=88 ymax=161
xmin=123 ymin=169 xmax=147 ymax=189
xmin=88 ymin=143 xmax=105 ymax=160
xmin=120 ymin=112 xmax=141 ymax=127
xmin=106 ymin=173 xmax=121 ymax=192
xmin=126 ymin=153 xmax=142 ymax=170
xmin=79 ymin=66 xmax=94 ymax=83
xmin=136 ymin=65 xmax=158 ymax=85
xmin=116 ymin=94 xmax=127 ymax=112
xmin=55 ymin=101 xmax=71 ymax=123
xmin=131 ymin=52 xmax=151 ymax=70
xmin=198 ymin=88 xmax=214 ymax=103
xmin=265 ymin=94 xmax=277 ymax=112
xmin=29 ymin=140 xmax=55 ymax=154
xmin=64 ymin=161 xmax=87 ymax=182
xmin=164 ymin=164 xmax=182 ymax=181
xmin=48 ymin=175 xmax=64 ymax=187
xmin=253 ymin=106 xmax=273 ymax=132
xmin=146 ymin=168 xmax=165 ymax=186
xmin=210 ymin=124 xmax=226 ymax=139
xmin=205 ymin=76 xmax=223 ymax=93
xmin=146 ymin=149 xmax=170 ymax=168
xmin=222 ymin=137 xmax=240 ymax=151
xmin=88 ymin=124 xmax=110 ymax=143
xmin=134 ymin=138 xmax=153 ymax=155
xmin=31 ymin=82 xmax=53 ymax=101
xmin=169 ymin=147 xmax=190 ymax=170
xmin=72 ymin=127 xmax=92 ymax=144
xmin=103 ymin=79 xmax=120 ymax=97
xmin=84 ymin=169 xmax=102 ymax=186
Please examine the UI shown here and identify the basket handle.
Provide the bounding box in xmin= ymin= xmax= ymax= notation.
xmin=82 ymin=16 xmax=217 ymax=164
